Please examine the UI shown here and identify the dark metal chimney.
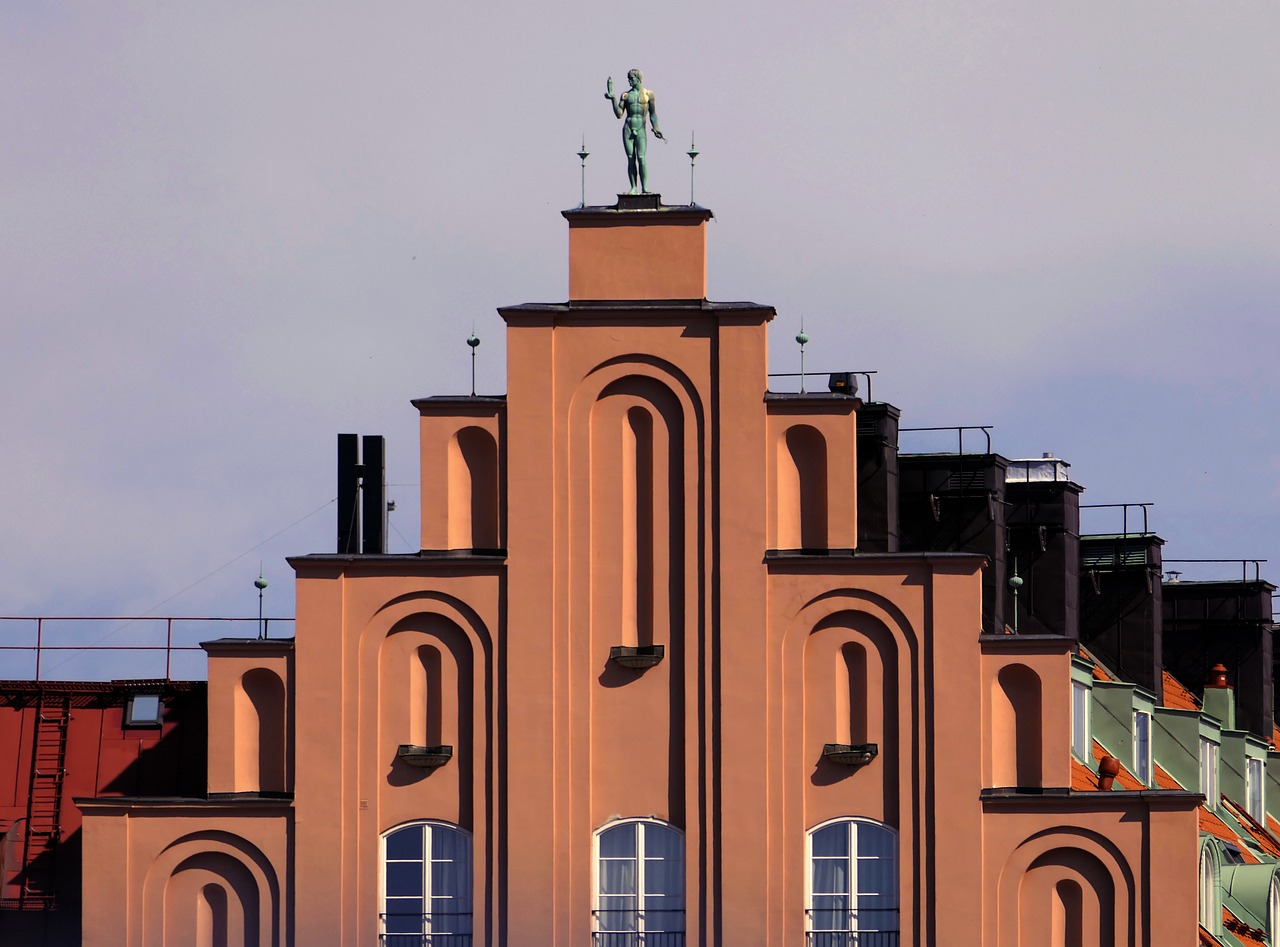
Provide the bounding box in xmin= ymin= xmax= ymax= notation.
xmin=1078 ymin=530 xmax=1164 ymax=699
xmin=1004 ymin=456 xmax=1081 ymax=638
xmin=336 ymin=433 xmax=387 ymax=555
xmin=856 ymin=402 xmax=900 ymax=553
xmin=1162 ymin=578 xmax=1276 ymax=740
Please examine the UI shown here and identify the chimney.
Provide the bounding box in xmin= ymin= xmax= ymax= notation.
xmin=1004 ymin=456 xmax=1082 ymax=637
xmin=1078 ymin=532 xmax=1164 ymax=699
xmin=856 ymin=402 xmax=900 ymax=553
xmin=1163 ymin=580 xmax=1275 ymax=740
xmin=337 ymin=433 xmax=387 ymax=555
xmin=898 ymin=452 xmax=1008 ymax=633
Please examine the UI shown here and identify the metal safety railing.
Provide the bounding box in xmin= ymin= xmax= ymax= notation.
xmin=379 ymin=912 xmax=472 ymax=946
xmin=898 ymin=425 xmax=993 ymax=455
xmin=805 ymin=907 xmax=900 ymax=947
xmin=0 ymin=616 xmax=295 ymax=683
xmin=591 ymin=909 xmax=686 ymax=946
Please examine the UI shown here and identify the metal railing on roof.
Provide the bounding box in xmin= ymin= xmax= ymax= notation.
xmin=898 ymin=425 xmax=993 ymax=455
xmin=0 ymin=616 xmax=295 ymax=683
xmin=1163 ymin=560 xmax=1268 ymax=584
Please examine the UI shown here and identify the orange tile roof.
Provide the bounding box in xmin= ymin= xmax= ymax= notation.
xmin=1273 ymin=725 xmax=1280 ymax=749
xmin=1091 ymin=663 xmax=1113 ymax=683
xmin=1091 ymin=740 xmax=1146 ymax=790
xmin=1154 ymin=763 xmax=1184 ymax=791
xmin=1267 ymin=813 xmax=1280 ymax=838
xmin=1163 ymin=669 xmax=1202 ymax=711
xmin=1224 ymin=907 xmax=1267 ymax=947
xmin=1071 ymin=755 xmax=1098 ymax=791
xmin=1070 ymin=742 xmax=1149 ymax=792
xmin=1222 ymin=796 xmax=1280 ymax=859
xmin=1200 ymin=808 xmax=1260 ymax=863
xmin=1200 ymin=926 xmax=1227 ymax=947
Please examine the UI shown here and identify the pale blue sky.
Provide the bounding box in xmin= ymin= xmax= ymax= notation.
xmin=2 ymin=2 xmax=1276 ymax=676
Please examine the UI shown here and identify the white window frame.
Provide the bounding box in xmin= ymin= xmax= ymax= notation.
xmin=1269 ymin=872 xmax=1280 ymax=946
xmin=380 ymin=820 xmax=472 ymax=946
xmin=1200 ymin=737 xmax=1220 ymax=808
xmin=1071 ymin=680 xmax=1090 ymax=760
xmin=1132 ymin=710 xmax=1152 ymax=787
xmin=1199 ymin=842 xmax=1221 ymax=933
xmin=1247 ymin=756 xmax=1266 ymax=821
xmin=593 ymin=817 xmax=685 ymax=943
xmin=805 ymin=817 xmax=900 ymax=943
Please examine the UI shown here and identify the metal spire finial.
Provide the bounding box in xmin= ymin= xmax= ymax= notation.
xmin=577 ymin=136 xmax=590 ymax=207
xmin=687 ymin=132 xmax=700 ymax=206
xmin=467 ymin=326 xmax=481 ymax=396
xmin=254 ymin=565 xmax=268 ymax=639
xmin=795 ymin=318 xmax=810 ymax=394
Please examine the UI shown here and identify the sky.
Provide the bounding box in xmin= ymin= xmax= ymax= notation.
xmin=2 ymin=2 xmax=1277 ymax=678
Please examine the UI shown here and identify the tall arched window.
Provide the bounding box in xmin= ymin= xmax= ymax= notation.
xmin=1199 ymin=841 xmax=1221 ymax=935
xmin=807 ymin=818 xmax=898 ymax=944
xmin=594 ymin=819 xmax=684 ymax=944
xmin=382 ymin=821 xmax=471 ymax=946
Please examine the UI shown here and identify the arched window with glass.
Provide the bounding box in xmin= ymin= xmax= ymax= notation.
xmin=594 ymin=818 xmax=685 ymax=946
xmin=382 ymin=821 xmax=472 ymax=946
xmin=807 ymin=818 xmax=899 ymax=946
xmin=1198 ymin=840 xmax=1221 ymax=936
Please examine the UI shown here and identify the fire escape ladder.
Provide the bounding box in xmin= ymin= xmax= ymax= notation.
xmin=18 ymin=693 xmax=71 ymax=910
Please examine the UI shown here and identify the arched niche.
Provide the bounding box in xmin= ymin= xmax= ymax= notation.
xmin=803 ymin=611 xmax=900 ymax=807
xmin=777 ymin=424 xmax=828 ymax=550
xmin=997 ymin=830 xmax=1135 ymax=947
xmin=588 ymin=376 xmax=686 ymax=653
xmin=233 ymin=668 xmax=286 ymax=794
xmin=379 ymin=615 xmax=473 ymax=803
xmin=447 ymin=426 xmax=500 ymax=550
xmin=142 ymin=833 xmax=281 ymax=947
xmin=991 ymin=663 xmax=1044 ymax=788
xmin=1019 ymin=848 xmax=1115 ymax=947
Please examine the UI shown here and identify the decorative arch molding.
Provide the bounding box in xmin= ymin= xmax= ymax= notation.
xmin=234 ymin=667 xmax=287 ymax=793
xmin=776 ymin=423 xmax=829 ymax=550
xmin=141 ymin=831 xmax=281 ymax=947
xmin=990 ymin=663 xmax=1044 ymax=788
xmin=995 ymin=827 xmax=1137 ymax=947
xmin=777 ymin=588 xmax=923 ymax=933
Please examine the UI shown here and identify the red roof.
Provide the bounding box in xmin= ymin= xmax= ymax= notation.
xmin=1224 ymin=907 xmax=1267 ymax=947
xmin=1200 ymin=809 xmax=1261 ymax=863
xmin=1163 ymin=669 xmax=1202 ymax=711
xmin=1222 ymin=796 xmax=1280 ymax=859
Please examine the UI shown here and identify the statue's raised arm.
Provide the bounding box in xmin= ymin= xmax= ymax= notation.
xmin=605 ymin=76 xmax=624 ymax=119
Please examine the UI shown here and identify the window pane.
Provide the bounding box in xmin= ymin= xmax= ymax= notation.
xmin=599 ymin=859 xmax=637 ymax=895
xmin=432 ymin=825 xmax=469 ymax=863
xmin=386 ymin=861 xmax=423 ymax=898
xmin=856 ymin=824 xmax=895 ymax=859
xmin=812 ymin=858 xmax=849 ymax=895
xmin=810 ymin=893 xmax=850 ymax=932
xmin=600 ymin=823 xmax=637 ymax=858
xmin=596 ymin=904 xmax=637 ymax=932
xmin=386 ymin=826 xmax=424 ymax=861
xmin=857 ymin=857 xmax=894 ymax=897
xmin=644 ymin=824 xmax=682 ymax=861
xmin=384 ymin=897 xmax=424 ymax=929
xmin=430 ymin=896 xmax=472 ymax=929
xmin=432 ymin=860 xmax=467 ymax=900
xmin=811 ymin=823 xmax=849 ymax=858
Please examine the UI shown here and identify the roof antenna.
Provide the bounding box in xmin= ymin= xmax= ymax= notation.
xmin=254 ymin=565 xmax=268 ymax=639
xmin=795 ymin=318 xmax=809 ymax=394
xmin=467 ymin=324 xmax=480 ymax=396
xmin=687 ymin=132 xmax=699 ymax=205
xmin=577 ymin=137 xmax=590 ymax=208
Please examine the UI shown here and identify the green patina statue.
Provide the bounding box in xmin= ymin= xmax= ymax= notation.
xmin=605 ymin=69 xmax=664 ymax=195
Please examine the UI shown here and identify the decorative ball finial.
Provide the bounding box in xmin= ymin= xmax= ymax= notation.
xmin=467 ymin=333 xmax=481 ymax=349
xmin=254 ymin=573 xmax=268 ymax=591
xmin=795 ymin=329 xmax=809 ymax=346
